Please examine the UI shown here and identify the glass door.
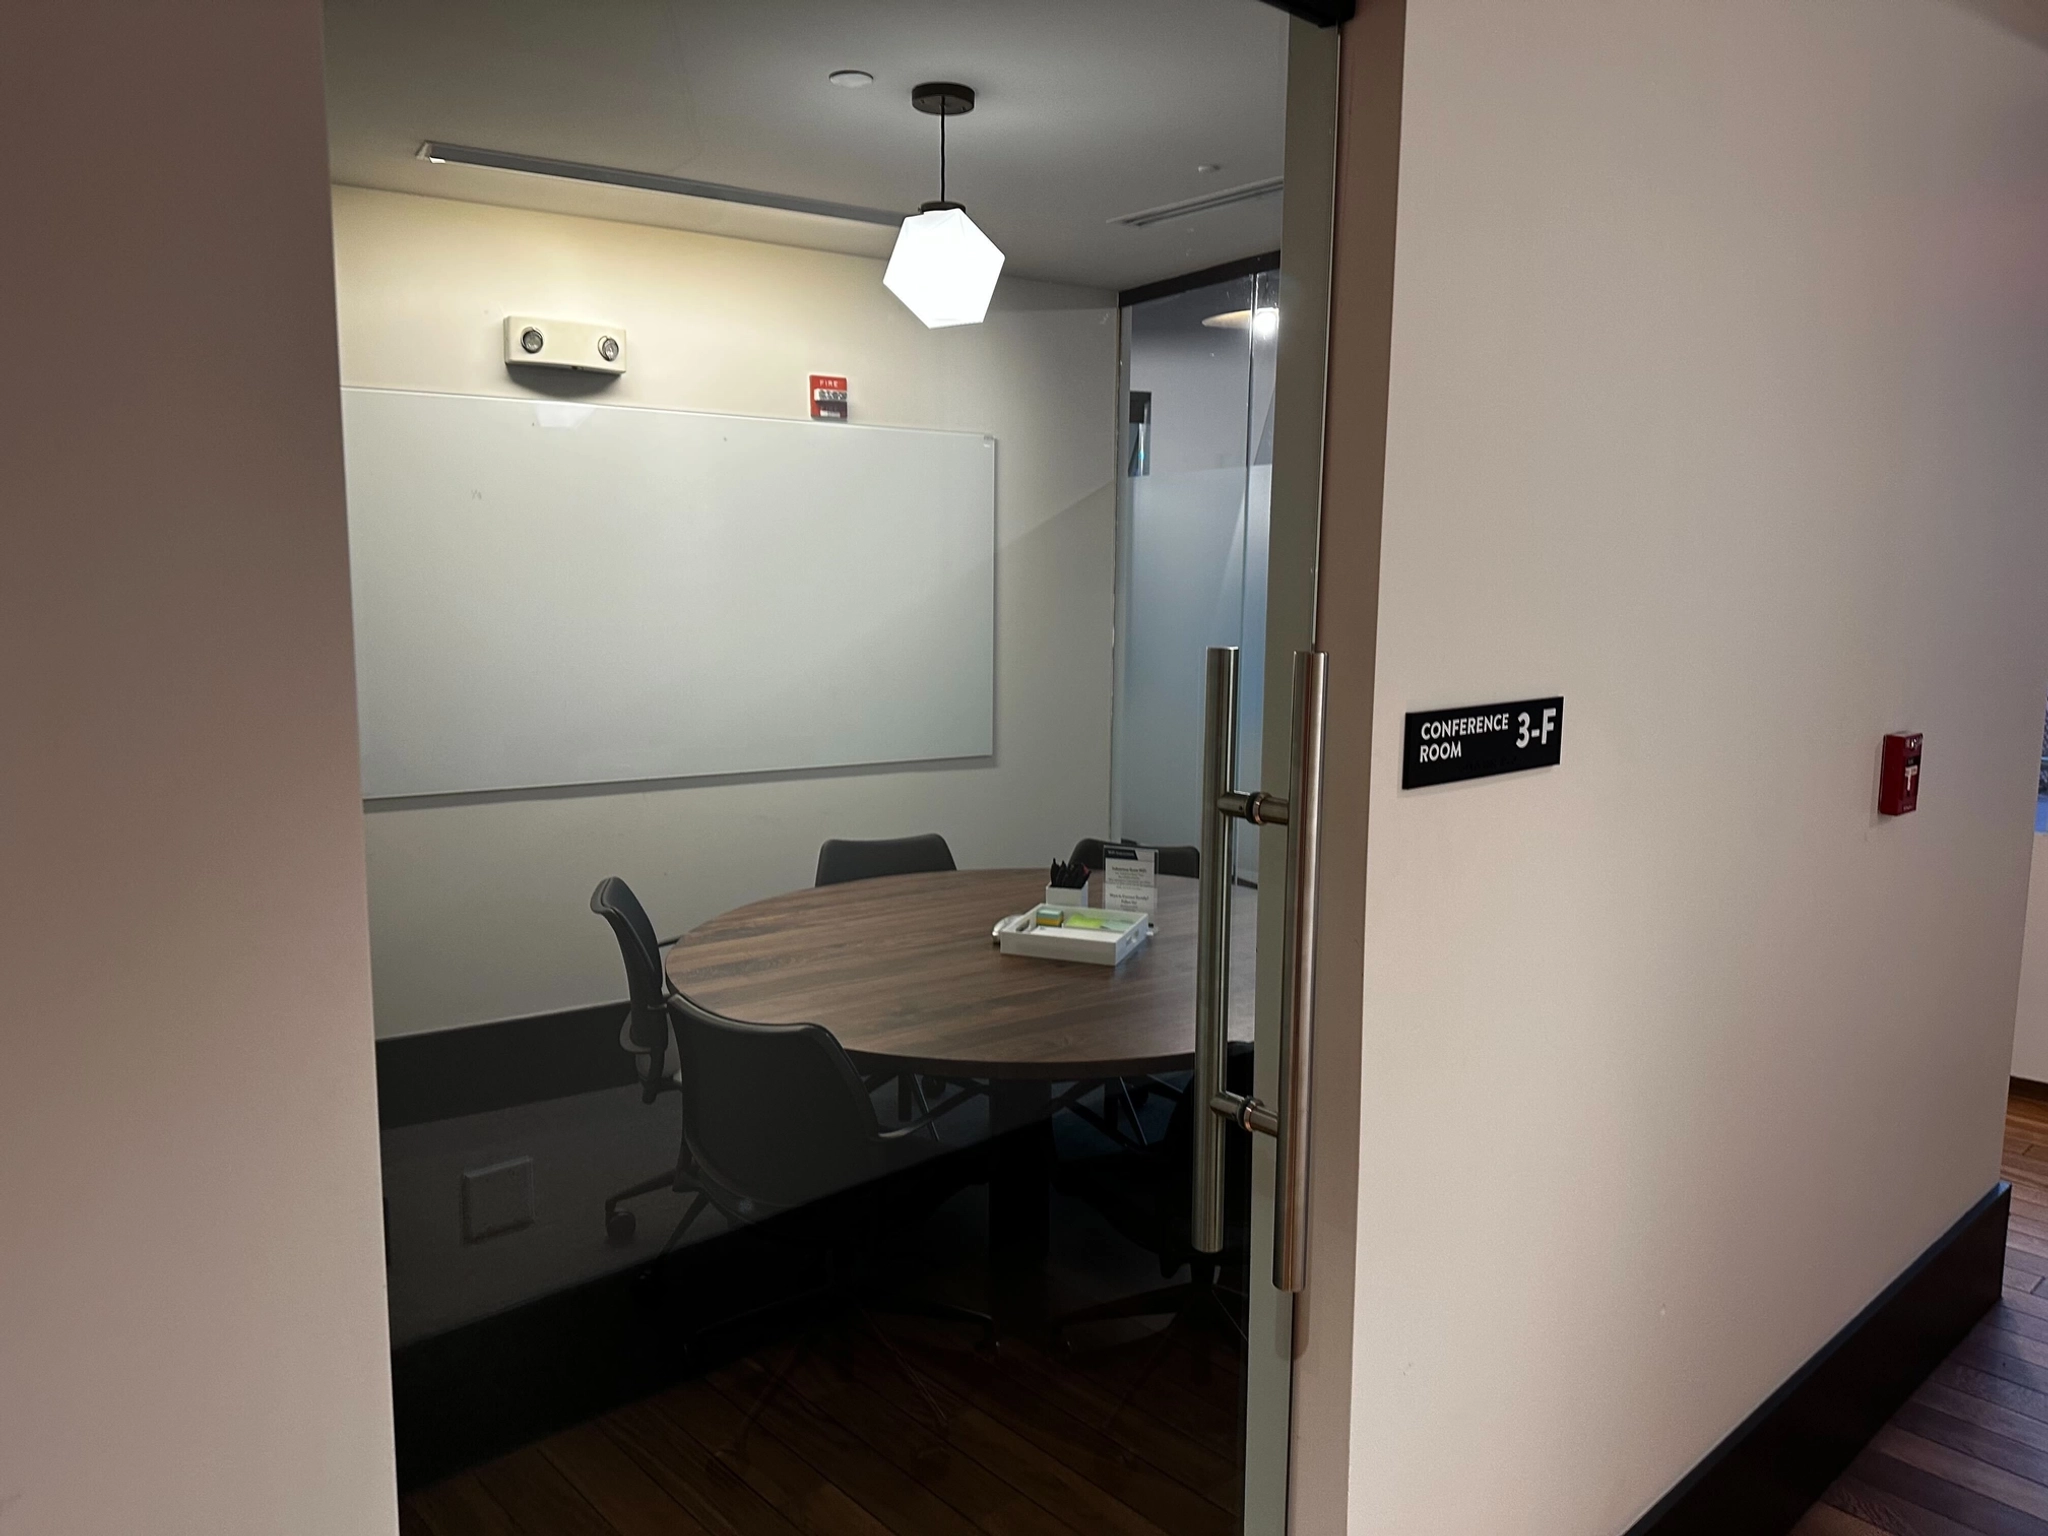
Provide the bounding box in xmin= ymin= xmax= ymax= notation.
xmin=331 ymin=4 xmax=1338 ymax=1532
xmin=1113 ymin=264 xmax=1281 ymax=890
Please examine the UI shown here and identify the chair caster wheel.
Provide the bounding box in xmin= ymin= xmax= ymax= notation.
xmin=606 ymin=1210 xmax=636 ymax=1244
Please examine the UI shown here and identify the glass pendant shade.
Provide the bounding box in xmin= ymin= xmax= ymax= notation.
xmin=883 ymin=206 xmax=1005 ymax=329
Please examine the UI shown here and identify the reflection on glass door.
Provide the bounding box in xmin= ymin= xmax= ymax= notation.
xmin=335 ymin=3 xmax=1319 ymax=1533
xmin=1113 ymin=267 xmax=1281 ymax=886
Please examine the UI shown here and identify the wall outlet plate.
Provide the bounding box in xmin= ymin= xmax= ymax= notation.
xmin=504 ymin=315 xmax=627 ymax=375
xmin=461 ymin=1156 xmax=534 ymax=1241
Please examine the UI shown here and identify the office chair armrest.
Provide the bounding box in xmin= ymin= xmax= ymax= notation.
xmin=878 ymin=1081 xmax=987 ymax=1141
xmin=617 ymin=1012 xmax=680 ymax=1090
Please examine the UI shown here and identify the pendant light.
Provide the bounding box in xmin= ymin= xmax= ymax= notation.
xmin=884 ymin=82 xmax=1006 ymax=329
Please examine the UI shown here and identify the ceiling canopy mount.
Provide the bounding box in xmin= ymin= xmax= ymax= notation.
xmin=910 ymin=82 xmax=977 ymax=117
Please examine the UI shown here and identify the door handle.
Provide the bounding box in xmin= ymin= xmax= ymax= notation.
xmin=1191 ymin=647 xmax=1241 ymax=1261
xmin=1191 ymin=645 xmax=1328 ymax=1293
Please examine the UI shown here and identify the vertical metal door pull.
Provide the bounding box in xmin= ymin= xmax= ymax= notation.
xmin=1191 ymin=646 xmax=1328 ymax=1292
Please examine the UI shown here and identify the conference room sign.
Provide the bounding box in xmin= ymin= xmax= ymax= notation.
xmin=1402 ymin=696 xmax=1563 ymax=789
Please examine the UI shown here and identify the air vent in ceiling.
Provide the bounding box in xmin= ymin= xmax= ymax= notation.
xmin=1109 ymin=176 xmax=1283 ymax=229
xmin=416 ymin=141 xmax=904 ymax=228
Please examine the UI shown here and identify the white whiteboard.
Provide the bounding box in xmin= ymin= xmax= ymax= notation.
xmin=341 ymin=388 xmax=995 ymax=798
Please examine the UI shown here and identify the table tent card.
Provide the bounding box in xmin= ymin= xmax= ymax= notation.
xmin=1101 ymin=844 xmax=1157 ymax=917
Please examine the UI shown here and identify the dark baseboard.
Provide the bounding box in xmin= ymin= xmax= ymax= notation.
xmin=1626 ymin=1181 xmax=2010 ymax=1536
xmin=376 ymin=1002 xmax=634 ymax=1128
xmin=2011 ymin=1075 xmax=2048 ymax=1104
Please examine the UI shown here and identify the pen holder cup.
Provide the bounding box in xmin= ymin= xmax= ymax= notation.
xmin=1045 ymin=883 xmax=1092 ymax=910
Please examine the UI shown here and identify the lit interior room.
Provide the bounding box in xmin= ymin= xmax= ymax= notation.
xmin=324 ymin=0 xmax=1300 ymax=1526
xmin=21 ymin=3 xmax=2048 ymax=1534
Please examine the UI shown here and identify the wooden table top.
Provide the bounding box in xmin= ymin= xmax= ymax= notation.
xmin=666 ymin=869 xmax=1257 ymax=1079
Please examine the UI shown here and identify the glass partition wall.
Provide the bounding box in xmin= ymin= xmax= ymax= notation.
xmin=1113 ymin=267 xmax=1280 ymax=884
xmin=334 ymin=4 xmax=1313 ymax=1532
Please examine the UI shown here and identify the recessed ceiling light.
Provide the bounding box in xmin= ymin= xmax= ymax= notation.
xmin=1197 ymin=163 xmax=1223 ymax=174
xmin=829 ymin=70 xmax=875 ymax=88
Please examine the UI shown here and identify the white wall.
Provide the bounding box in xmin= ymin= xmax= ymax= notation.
xmin=1321 ymin=2 xmax=2048 ymax=1531
xmin=0 ymin=7 xmax=396 ymax=1534
xmin=331 ymin=188 xmax=1118 ymax=1036
xmin=2011 ymin=835 xmax=2048 ymax=1078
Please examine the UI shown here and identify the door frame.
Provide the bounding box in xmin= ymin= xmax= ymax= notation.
xmin=1253 ymin=3 xmax=1406 ymax=1530
xmin=1242 ymin=14 xmax=1355 ymax=1535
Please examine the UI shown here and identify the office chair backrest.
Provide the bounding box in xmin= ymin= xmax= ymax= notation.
xmin=814 ymin=832 xmax=957 ymax=887
xmin=1069 ymin=837 xmax=1199 ymax=881
xmin=668 ymin=994 xmax=891 ymax=1213
xmin=590 ymin=877 xmax=671 ymax=1071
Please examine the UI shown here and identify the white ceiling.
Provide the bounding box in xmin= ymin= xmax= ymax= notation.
xmin=323 ymin=0 xmax=1291 ymax=294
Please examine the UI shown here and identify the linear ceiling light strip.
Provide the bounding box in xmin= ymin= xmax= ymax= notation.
xmin=1111 ymin=177 xmax=1284 ymax=229
xmin=416 ymin=142 xmax=905 ymax=228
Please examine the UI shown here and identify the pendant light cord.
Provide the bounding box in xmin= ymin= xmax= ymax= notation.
xmin=939 ymin=104 xmax=948 ymax=205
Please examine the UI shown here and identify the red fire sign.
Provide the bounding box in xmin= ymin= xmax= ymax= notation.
xmin=809 ymin=375 xmax=848 ymax=422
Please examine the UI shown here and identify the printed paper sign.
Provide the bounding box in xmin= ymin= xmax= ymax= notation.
xmin=1101 ymin=844 xmax=1157 ymax=917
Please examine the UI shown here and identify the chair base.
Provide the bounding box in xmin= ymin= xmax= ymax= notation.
xmin=1054 ymin=1263 xmax=1247 ymax=1348
xmin=604 ymin=1167 xmax=710 ymax=1250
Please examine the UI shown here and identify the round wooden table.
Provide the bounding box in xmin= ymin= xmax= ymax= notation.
xmin=668 ymin=868 xmax=1257 ymax=1304
xmin=665 ymin=868 xmax=1257 ymax=1080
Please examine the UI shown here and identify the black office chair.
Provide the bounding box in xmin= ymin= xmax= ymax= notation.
xmin=1069 ymin=836 xmax=1199 ymax=881
xmin=667 ymin=991 xmax=991 ymax=1410
xmin=815 ymin=832 xmax=964 ymax=1122
xmin=671 ymin=993 xmax=978 ymax=1222
xmin=815 ymin=832 xmax=957 ymax=887
xmin=590 ymin=877 xmax=713 ymax=1248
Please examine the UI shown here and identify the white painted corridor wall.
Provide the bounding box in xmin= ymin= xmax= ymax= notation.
xmin=1309 ymin=2 xmax=2048 ymax=1530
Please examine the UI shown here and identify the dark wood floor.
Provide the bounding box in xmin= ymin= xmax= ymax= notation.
xmin=1793 ymin=1090 xmax=2048 ymax=1535
xmin=399 ymin=1299 xmax=1243 ymax=1536
xmin=402 ymin=1093 xmax=2048 ymax=1536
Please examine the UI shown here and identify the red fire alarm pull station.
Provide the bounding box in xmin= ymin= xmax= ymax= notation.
xmin=1879 ymin=732 xmax=1923 ymax=815
xmin=810 ymin=374 xmax=848 ymax=422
